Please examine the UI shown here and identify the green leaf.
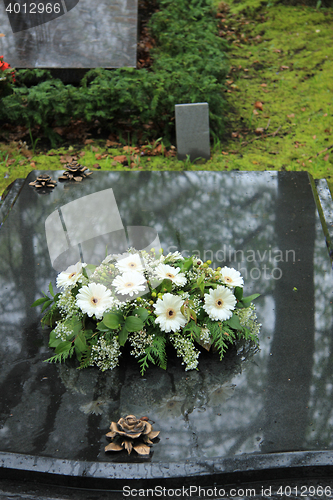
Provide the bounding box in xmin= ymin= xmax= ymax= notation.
xmin=41 ymin=299 xmax=54 ymax=313
xmin=31 ymin=296 xmax=50 ymax=307
xmin=54 ymin=340 xmax=72 ymax=355
xmin=84 ymin=264 xmax=96 ymax=278
xmin=48 ymin=282 xmax=54 ymax=297
xmin=179 ymin=257 xmax=193 ymax=273
xmin=234 ymin=287 xmax=243 ymax=301
xmin=118 ymin=326 xmax=129 ymax=346
xmin=125 ymin=316 xmax=144 ymax=332
xmin=102 ymin=312 xmax=123 ymax=329
xmin=133 ymin=307 xmax=149 ymax=322
xmin=67 ymin=316 xmax=82 ymax=336
xmin=225 ymin=314 xmax=242 ymax=330
xmin=242 ymin=293 xmax=260 ymax=304
xmin=197 ymin=273 xmax=205 ymax=286
xmin=159 ymin=278 xmax=172 ymax=293
xmin=75 ymin=331 xmax=87 ymax=352
xmin=49 ymin=329 xmax=62 ymax=348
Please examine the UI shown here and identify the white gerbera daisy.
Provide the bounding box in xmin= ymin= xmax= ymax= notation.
xmin=153 ymin=293 xmax=187 ymax=333
xmin=220 ymin=266 xmax=244 ymax=288
xmin=56 ymin=262 xmax=83 ymax=289
xmin=115 ymin=253 xmax=144 ymax=273
xmin=154 ymin=263 xmax=187 ymax=286
xmin=76 ymin=283 xmax=113 ymax=319
xmin=203 ymin=285 xmax=236 ymax=321
xmin=112 ymin=272 xmax=146 ymax=297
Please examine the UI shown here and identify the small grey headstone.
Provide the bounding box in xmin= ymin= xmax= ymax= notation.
xmin=175 ymin=103 xmax=210 ymax=162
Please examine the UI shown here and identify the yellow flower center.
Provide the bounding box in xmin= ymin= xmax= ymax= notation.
xmin=166 ymin=273 xmax=175 ymax=279
xmin=128 ymin=262 xmax=137 ymax=269
xmin=166 ymin=308 xmax=176 ymax=318
xmin=224 ymin=276 xmax=232 ymax=283
xmin=69 ymin=272 xmax=76 ymax=279
xmin=91 ymin=297 xmax=99 ymax=305
xmin=215 ymin=299 xmax=224 ymax=308
xmin=125 ymin=282 xmax=134 ymax=288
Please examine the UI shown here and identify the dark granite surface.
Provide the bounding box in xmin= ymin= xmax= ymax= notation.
xmin=0 ymin=171 xmax=333 ymax=488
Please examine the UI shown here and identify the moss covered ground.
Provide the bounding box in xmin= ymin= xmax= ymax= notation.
xmin=0 ymin=0 xmax=332 ymax=202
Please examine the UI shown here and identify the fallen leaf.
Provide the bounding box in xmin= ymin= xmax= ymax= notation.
xmin=260 ymin=83 xmax=267 ymax=87
xmin=301 ymin=107 xmax=306 ymax=112
xmin=254 ymin=101 xmax=264 ymax=111
xmin=221 ymin=151 xmax=229 ymax=155
xmin=84 ymin=139 xmax=94 ymax=145
xmin=253 ymin=109 xmax=259 ymax=115
xmin=324 ymin=113 xmax=328 ymax=117
xmin=106 ymin=139 xmax=118 ymax=147
xmin=93 ymin=163 xmax=101 ymax=169
xmin=287 ymin=113 xmax=295 ymax=118
xmin=21 ymin=149 xmax=33 ymax=159
xmin=231 ymin=132 xmax=238 ymax=138
xmin=30 ymin=162 xmax=36 ymax=168
xmin=280 ymin=65 xmax=289 ymax=70
xmin=252 ymin=160 xmax=259 ymax=164
xmin=79 ymin=151 xmax=86 ymax=157
xmin=324 ymin=154 xmax=330 ymax=161
xmin=91 ymin=146 xmax=99 ymax=152
xmin=95 ymin=154 xmax=102 ymax=160
xmin=313 ymin=135 xmax=316 ymax=140
xmin=255 ymin=128 xmax=264 ymax=135
xmin=113 ymin=155 xmax=128 ymax=164
xmin=53 ymin=127 xmax=64 ymax=136
xmin=273 ymin=49 xmax=281 ymax=53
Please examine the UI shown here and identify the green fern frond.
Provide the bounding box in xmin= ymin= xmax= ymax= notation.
xmin=44 ymin=345 xmax=75 ymax=364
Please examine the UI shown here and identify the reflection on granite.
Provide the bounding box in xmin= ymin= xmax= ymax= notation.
xmin=0 ymin=0 xmax=137 ymax=68
xmin=0 ymin=171 xmax=332 ymax=475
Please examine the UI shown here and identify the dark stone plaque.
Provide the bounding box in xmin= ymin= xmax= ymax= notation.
xmin=0 ymin=171 xmax=333 ymax=492
xmin=0 ymin=0 xmax=137 ymax=67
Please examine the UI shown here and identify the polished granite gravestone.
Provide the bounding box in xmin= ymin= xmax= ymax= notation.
xmin=1 ymin=171 xmax=333 ymax=496
xmin=175 ymin=103 xmax=211 ymax=162
xmin=0 ymin=0 xmax=137 ymax=68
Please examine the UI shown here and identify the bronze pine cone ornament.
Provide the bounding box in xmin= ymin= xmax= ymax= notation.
xmin=105 ymin=415 xmax=160 ymax=456
xmin=29 ymin=174 xmax=57 ymax=191
xmin=58 ymin=160 xmax=93 ymax=182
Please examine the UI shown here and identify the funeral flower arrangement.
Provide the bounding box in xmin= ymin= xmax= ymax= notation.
xmin=33 ymin=249 xmax=260 ymax=374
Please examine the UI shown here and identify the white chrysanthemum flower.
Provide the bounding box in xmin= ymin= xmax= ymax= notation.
xmin=76 ymin=283 xmax=113 ymax=319
xmin=164 ymin=251 xmax=184 ymax=262
xmin=115 ymin=253 xmax=144 ymax=273
xmin=153 ymin=293 xmax=187 ymax=333
xmin=203 ymin=285 xmax=236 ymax=321
xmin=220 ymin=266 xmax=244 ymax=288
xmin=154 ymin=263 xmax=187 ymax=286
xmin=112 ymin=272 xmax=146 ymax=297
xmin=56 ymin=262 xmax=83 ymax=289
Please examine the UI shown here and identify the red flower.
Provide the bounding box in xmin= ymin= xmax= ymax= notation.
xmin=0 ymin=56 xmax=16 ymax=83
xmin=0 ymin=56 xmax=11 ymax=71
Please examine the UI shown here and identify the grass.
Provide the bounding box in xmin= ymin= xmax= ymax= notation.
xmin=0 ymin=0 xmax=332 ymax=203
